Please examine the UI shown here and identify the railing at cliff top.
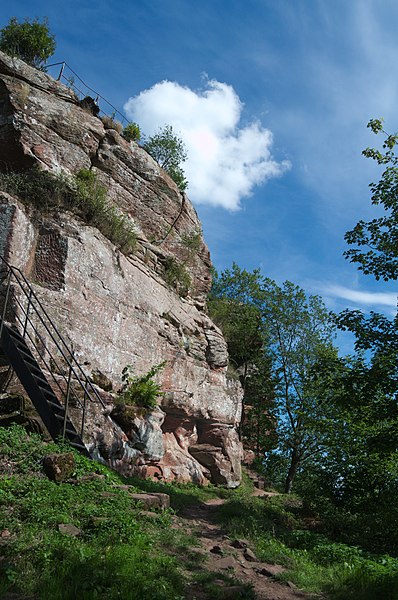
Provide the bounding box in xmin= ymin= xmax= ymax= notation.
xmin=46 ymin=61 xmax=129 ymax=126
xmin=0 ymin=256 xmax=107 ymax=443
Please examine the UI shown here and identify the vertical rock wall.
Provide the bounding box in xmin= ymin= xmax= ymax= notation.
xmin=0 ymin=52 xmax=243 ymax=487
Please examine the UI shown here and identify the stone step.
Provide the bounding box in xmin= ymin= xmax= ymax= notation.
xmin=101 ymin=486 xmax=170 ymax=510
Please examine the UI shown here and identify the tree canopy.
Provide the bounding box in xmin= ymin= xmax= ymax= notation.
xmin=344 ymin=119 xmax=398 ymax=281
xmin=307 ymin=119 xmax=398 ymax=552
xmin=209 ymin=265 xmax=336 ymax=492
xmin=143 ymin=125 xmax=188 ymax=192
xmin=0 ymin=17 xmax=55 ymax=69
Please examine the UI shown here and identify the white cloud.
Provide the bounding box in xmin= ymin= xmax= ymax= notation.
xmin=124 ymin=79 xmax=290 ymax=210
xmin=323 ymin=284 xmax=398 ymax=308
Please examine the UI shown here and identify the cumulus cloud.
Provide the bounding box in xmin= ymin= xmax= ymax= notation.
xmin=323 ymin=284 xmax=398 ymax=308
xmin=124 ymin=79 xmax=290 ymax=210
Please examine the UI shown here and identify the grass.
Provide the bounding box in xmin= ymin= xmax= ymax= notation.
xmin=0 ymin=167 xmax=137 ymax=255
xmin=163 ymin=256 xmax=191 ymax=297
xmin=2 ymin=425 xmax=398 ymax=599
xmin=0 ymin=425 xmax=188 ymax=599
xmin=216 ymin=493 xmax=398 ymax=600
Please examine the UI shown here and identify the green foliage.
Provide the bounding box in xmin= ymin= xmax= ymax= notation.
xmin=319 ymin=120 xmax=398 ymax=556
xmin=0 ymin=425 xmax=189 ymax=599
xmin=209 ymin=265 xmax=264 ymax=370
xmin=217 ymin=492 xmax=398 ymax=599
xmin=143 ymin=125 xmax=188 ymax=192
xmin=344 ymin=119 xmax=398 ymax=281
xmin=122 ymin=121 xmax=141 ymax=142
xmin=0 ymin=17 xmax=55 ymax=69
xmin=0 ymin=167 xmax=137 ymax=254
xmin=242 ymin=358 xmax=278 ymax=456
xmin=163 ymin=256 xmax=191 ymax=297
xmin=297 ymin=350 xmax=398 ymax=554
xmin=2 ymin=428 xmax=398 ymax=600
xmin=261 ymin=279 xmax=336 ymax=493
xmin=180 ymin=227 xmax=202 ymax=260
xmin=119 ymin=362 xmax=166 ymax=409
xmin=209 ymin=264 xmax=336 ymax=492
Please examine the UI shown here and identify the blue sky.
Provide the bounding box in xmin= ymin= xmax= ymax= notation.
xmin=2 ymin=1 xmax=398 ymax=352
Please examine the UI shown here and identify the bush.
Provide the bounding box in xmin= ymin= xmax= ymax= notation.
xmin=163 ymin=256 xmax=191 ymax=297
xmin=143 ymin=125 xmax=188 ymax=192
xmin=122 ymin=122 xmax=141 ymax=143
xmin=101 ymin=115 xmax=123 ymax=134
xmin=0 ymin=17 xmax=55 ymax=69
xmin=0 ymin=167 xmax=137 ymax=255
xmin=119 ymin=362 xmax=166 ymax=409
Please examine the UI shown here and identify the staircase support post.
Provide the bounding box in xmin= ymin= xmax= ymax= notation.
xmin=0 ymin=271 xmax=12 ymax=340
xmin=22 ymin=290 xmax=33 ymax=338
xmin=81 ymin=385 xmax=87 ymax=439
xmin=62 ymin=362 xmax=73 ymax=439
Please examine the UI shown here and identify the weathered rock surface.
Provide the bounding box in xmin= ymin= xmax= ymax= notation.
xmin=0 ymin=51 xmax=243 ymax=487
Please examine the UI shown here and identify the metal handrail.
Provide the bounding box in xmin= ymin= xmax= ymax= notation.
xmin=0 ymin=256 xmax=108 ymax=440
xmin=0 ymin=257 xmax=106 ymax=407
xmin=9 ymin=294 xmax=75 ymax=404
xmin=46 ymin=61 xmax=129 ymax=125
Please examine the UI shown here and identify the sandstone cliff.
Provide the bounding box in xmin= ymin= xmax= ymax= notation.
xmin=0 ymin=52 xmax=243 ymax=487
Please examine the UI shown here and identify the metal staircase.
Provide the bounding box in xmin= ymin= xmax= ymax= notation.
xmin=0 ymin=256 xmax=107 ymax=457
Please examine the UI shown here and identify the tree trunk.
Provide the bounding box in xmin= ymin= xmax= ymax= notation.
xmin=284 ymin=448 xmax=300 ymax=494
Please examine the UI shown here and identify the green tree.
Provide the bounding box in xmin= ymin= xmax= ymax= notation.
xmin=344 ymin=118 xmax=398 ymax=281
xmin=300 ymin=350 xmax=398 ymax=552
xmin=336 ymin=119 xmax=398 ymax=418
xmin=261 ymin=279 xmax=336 ymax=493
xmin=307 ymin=119 xmax=398 ymax=552
xmin=209 ymin=265 xmax=264 ymax=382
xmin=208 ymin=265 xmax=276 ymax=457
xmin=122 ymin=122 xmax=141 ymax=143
xmin=242 ymin=356 xmax=277 ymax=460
xmin=143 ymin=125 xmax=188 ymax=192
xmin=0 ymin=17 xmax=55 ymax=69
xmin=209 ymin=265 xmax=337 ymax=490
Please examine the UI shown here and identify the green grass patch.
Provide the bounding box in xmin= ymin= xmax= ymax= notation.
xmin=216 ymin=492 xmax=398 ymax=599
xmin=0 ymin=167 xmax=137 ymax=254
xmin=3 ymin=427 xmax=398 ymax=599
xmin=0 ymin=426 xmax=188 ymax=599
xmin=193 ymin=571 xmax=255 ymax=599
xmin=163 ymin=256 xmax=191 ymax=297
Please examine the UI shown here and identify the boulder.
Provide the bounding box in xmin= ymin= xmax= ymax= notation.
xmin=130 ymin=492 xmax=170 ymax=510
xmin=43 ymin=453 xmax=75 ymax=482
xmin=189 ymin=443 xmax=240 ymax=488
xmin=110 ymin=404 xmax=165 ymax=460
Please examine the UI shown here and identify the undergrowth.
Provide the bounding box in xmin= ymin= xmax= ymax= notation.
xmin=0 ymin=167 xmax=137 ymax=254
xmin=2 ymin=425 xmax=397 ymax=599
xmin=117 ymin=362 xmax=165 ymax=409
xmin=0 ymin=426 xmax=187 ymax=599
xmin=163 ymin=256 xmax=191 ymax=297
xmin=217 ymin=493 xmax=398 ymax=600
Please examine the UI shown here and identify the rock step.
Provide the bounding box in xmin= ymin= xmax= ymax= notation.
xmin=245 ymin=468 xmax=267 ymax=489
xmin=101 ymin=485 xmax=170 ymax=510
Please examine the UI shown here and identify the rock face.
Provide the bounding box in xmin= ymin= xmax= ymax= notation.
xmin=0 ymin=52 xmax=243 ymax=487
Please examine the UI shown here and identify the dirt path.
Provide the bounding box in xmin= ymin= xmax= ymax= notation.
xmin=174 ymin=495 xmax=316 ymax=600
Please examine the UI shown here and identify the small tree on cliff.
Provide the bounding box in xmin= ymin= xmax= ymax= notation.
xmin=0 ymin=17 xmax=55 ymax=69
xmin=143 ymin=125 xmax=188 ymax=192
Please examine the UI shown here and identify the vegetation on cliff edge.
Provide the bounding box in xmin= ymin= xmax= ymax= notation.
xmin=0 ymin=167 xmax=137 ymax=255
